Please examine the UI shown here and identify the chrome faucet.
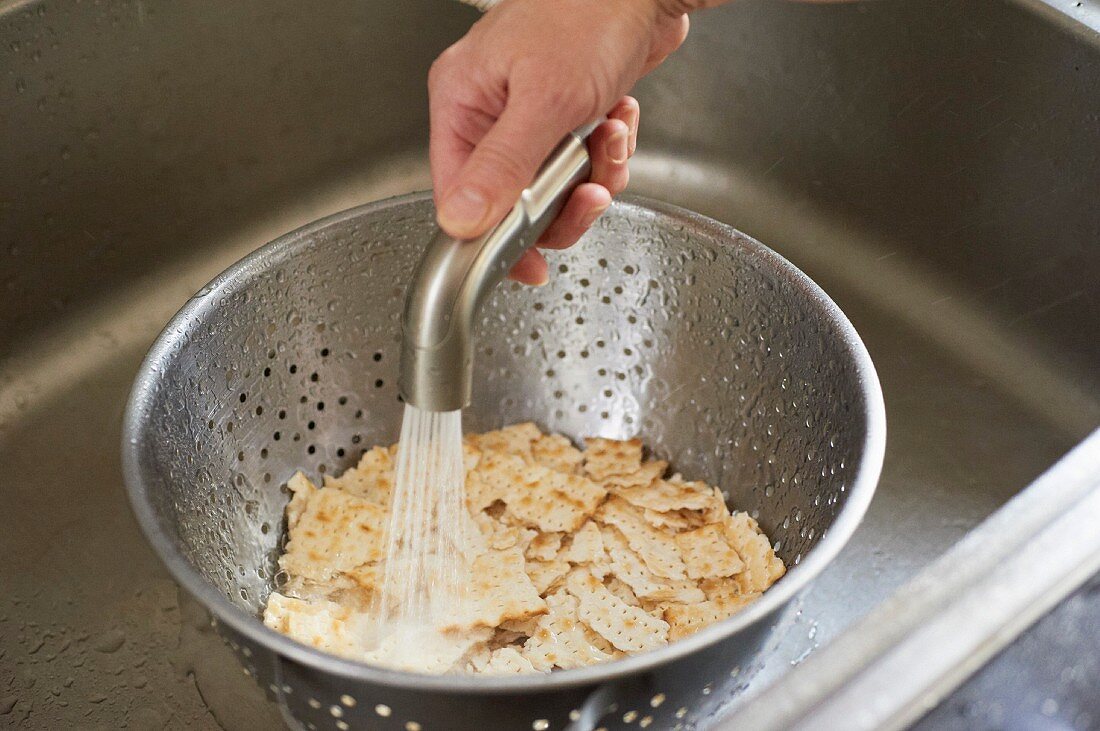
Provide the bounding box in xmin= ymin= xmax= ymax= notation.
xmin=399 ymin=121 xmax=600 ymax=411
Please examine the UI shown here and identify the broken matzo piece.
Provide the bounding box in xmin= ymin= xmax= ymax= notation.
xmin=361 ymin=625 xmax=493 ymax=674
xmin=444 ymin=547 xmax=547 ymax=630
xmin=466 ymin=451 xmax=531 ymax=512
xmin=642 ymin=507 xmax=708 ymax=532
xmin=722 ymin=512 xmax=786 ymax=593
xmin=613 ymin=476 xmax=718 ymax=513
xmin=285 ymin=472 xmax=319 ymax=530
xmin=522 ymin=590 xmax=615 ymax=671
xmin=583 ymin=437 xmax=644 ymax=481
xmin=601 ymin=526 xmax=705 ymax=604
xmin=500 ymin=616 xmax=540 ymax=636
xmin=560 ymin=520 xmax=605 ymax=564
xmin=483 ymin=647 xmax=541 ymax=675
xmin=603 ymin=459 xmax=668 ymax=489
xmin=664 ymin=592 xmax=761 ymax=642
xmin=699 ymin=575 xmax=743 ymax=604
xmin=490 ymin=629 xmax=530 ymax=649
xmin=279 ymin=487 xmax=388 ymax=582
xmin=503 ymin=468 xmax=608 ymax=533
xmin=467 ymin=422 xmax=542 ymax=460
xmin=676 ymin=524 xmax=746 ymax=580
xmin=566 ymin=569 xmax=670 ymax=653
xmin=526 ymin=559 xmax=571 ymax=595
xmin=323 ymin=445 xmax=394 ymax=507
xmin=603 ymin=576 xmax=642 ymax=607
xmin=474 ymin=511 xmax=538 ymax=553
xmin=526 ymin=531 xmax=565 ymax=561
xmin=531 ymin=433 xmax=584 ymax=474
xmin=596 ymin=497 xmax=688 ymax=580
xmin=263 ymin=593 xmax=372 ymax=659
xmin=462 ymin=441 xmax=482 ymax=473
xmin=463 ymin=642 xmax=492 ymax=673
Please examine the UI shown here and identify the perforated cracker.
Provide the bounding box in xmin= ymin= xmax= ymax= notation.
xmin=560 ymin=520 xmax=605 ymax=564
xmin=323 ymin=445 xmax=394 ymax=507
xmin=474 ymin=511 xmax=538 ymax=552
xmin=279 ymin=486 xmax=388 ymax=582
xmin=285 ymin=472 xmax=319 ymax=530
xmin=283 ymin=573 xmax=357 ymax=604
xmin=482 ymin=647 xmax=540 ymax=675
xmin=676 ymin=524 xmax=745 ymax=580
xmin=522 ymin=590 xmax=615 ymax=671
xmin=531 ymin=433 xmax=584 ymax=474
xmin=613 ymin=476 xmax=718 ymax=513
xmin=466 ymin=451 xmax=531 ymax=512
xmin=583 ymin=625 xmax=620 ymax=656
xmin=600 ymin=526 xmax=668 ymax=598
xmin=583 ymin=437 xmax=643 ymax=481
xmin=603 ymin=459 xmax=668 ymax=489
xmin=647 ymin=581 xmax=708 ymax=604
xmin=604 ymin=576 xmax=641 ymax=606
xmin=699 ymin=576 xmax=742 ymax=604
xmin=596 ymin=497 xmax=688 ymax=580
xmin=500 ymin=617 xmax=540 ymax=635
xmin=722 ymin=512 xmax=786 ymax=593
xmin=566 ymin=569 xmax=670 ymax=653
xmin=503 ymin=467 xmax=607 ymax=533
xmin=526 ymin=531 xmax=564 ymax=561
xmin=463 ymin=642 xmax=492 ymax=673
xmin=463 ymin=441 xmax=482 ymax=473
xmin=642 ymin=507 xmax=707 ymax=532
xmin=361 ymin=626 xmax=494 ymax=674
xmin=268 ymin=423 xmax=787 ymax=675
xmin=601 ymin=526 xmax=705 ymax=604
xmin=664 ymin=592 xmax=761 ymax=642
xmin=344 ymin=561 xmax=385 ymax=599
xmin=526 ymin=559 xmax=570 ymax=594
xmin=467 ymin=422 xmax=542 ymax=460
xmin=263 ymin=593 xmax=371 ymax=659
xmin=444 ymin=547 xmax=546 ymax=630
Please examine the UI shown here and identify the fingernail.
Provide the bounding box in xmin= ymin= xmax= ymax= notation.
xmin=439 ymin=186 xmax=489 ymax=236
xmin=627 ymin=109 xmax=639 ymax=155
xmin=583 ymin=203 xmax=610 ymax=228
xmin=606 ymin=131 xmax=628 ymax=165
xmin=532 ymin=269 xmax=550 ymax=287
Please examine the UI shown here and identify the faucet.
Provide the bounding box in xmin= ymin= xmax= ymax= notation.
xmin=399 ymin=121 xmax=600 ymax=412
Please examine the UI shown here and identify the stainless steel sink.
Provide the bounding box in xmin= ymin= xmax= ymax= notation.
xmin=1 ymin=0 xmax=1097 ymax=728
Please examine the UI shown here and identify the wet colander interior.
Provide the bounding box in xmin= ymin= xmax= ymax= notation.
xmin=123 ymin=193 xmax=885 ymax=731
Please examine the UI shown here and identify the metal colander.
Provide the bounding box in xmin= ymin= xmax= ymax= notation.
xmin=123 ymin=193 xmax=885 ymax=731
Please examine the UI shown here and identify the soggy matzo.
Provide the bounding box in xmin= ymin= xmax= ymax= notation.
xmin=263 ymin=423 xmax=785 ymax=674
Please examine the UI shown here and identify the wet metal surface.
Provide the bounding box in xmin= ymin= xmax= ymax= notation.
xmin=1 ymin=0 xmax=1097 ymax=727
xmin=914 ymin=570 xmax=1100 ymax=731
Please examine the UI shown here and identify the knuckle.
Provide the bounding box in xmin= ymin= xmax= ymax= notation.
xmin=473 ymin=140 xmax=532 ymax=188
xmin=428 ymin=46 xmax=462 ymax=89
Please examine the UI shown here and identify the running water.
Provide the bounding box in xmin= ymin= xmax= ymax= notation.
xmin=376 ymin=404 xmax=469 ymax=630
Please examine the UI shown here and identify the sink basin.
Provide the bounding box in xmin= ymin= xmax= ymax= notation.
xmin=1 ymin=0 xmax=1097 ymax=727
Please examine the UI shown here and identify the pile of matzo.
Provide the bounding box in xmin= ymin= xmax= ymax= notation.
xmin=263 ymin=423 xmax=785 ymax=674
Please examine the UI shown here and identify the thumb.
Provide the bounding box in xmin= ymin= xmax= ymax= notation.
xmin=437 ymin=97 xmax=578 ymax=239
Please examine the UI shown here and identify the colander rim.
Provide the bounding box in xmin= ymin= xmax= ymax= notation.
xmin=122 ymin=191 xmax=886 ymax=694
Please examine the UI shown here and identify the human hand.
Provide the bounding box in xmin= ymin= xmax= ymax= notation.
xmin=428 ymin=0 xmax=690 ymax=284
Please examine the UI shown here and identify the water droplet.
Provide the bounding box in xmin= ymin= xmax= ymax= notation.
xmin=93 ymin=629 xmax=125 ymax=653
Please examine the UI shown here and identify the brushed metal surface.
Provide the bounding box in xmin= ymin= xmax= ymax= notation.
xmin=722 ymin=429 xmax=1100 ymax=731
xmin=1 ymin=0 xmax=1097 ymax=728
xmin=122 ymin=194 xmax=884 ymax=730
